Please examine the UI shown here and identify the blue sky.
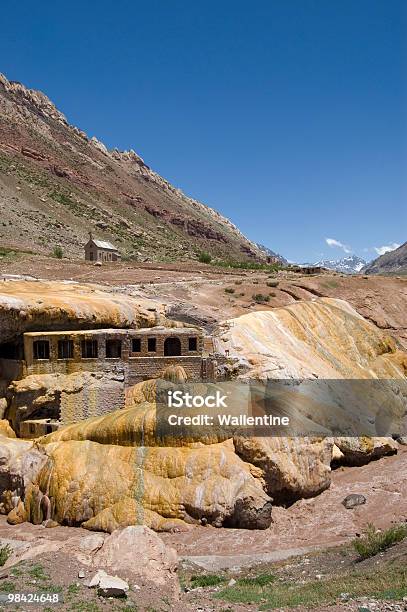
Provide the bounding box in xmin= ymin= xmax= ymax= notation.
xmin=1 ymin=0 xmax=406 ymax=262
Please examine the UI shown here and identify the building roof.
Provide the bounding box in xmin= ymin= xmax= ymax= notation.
xmin=89 ymin=239 xmax=118 ymax=251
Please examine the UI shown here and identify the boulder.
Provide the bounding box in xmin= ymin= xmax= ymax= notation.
xmin=88 ymin=569 xmax=108 ymax=587
xmin=233 ymin=436 xmax=333 ymax=503
xmin=342 ymin=494 xmax=366 ymax=509
xmin=7 ymin=500 xmax=27 ymax=524
xmin=333 ymin=437 xmax=398 ymax=466
xmin=93 ymin=526 xmax=178 ymax=591
xmin=98 ymin=574 xmax=129 ymax=598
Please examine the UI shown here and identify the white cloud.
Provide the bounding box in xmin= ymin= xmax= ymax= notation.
xmin=374 ymin=242 xmax=400 ymax=256
xmin=325 ymin=238 xmax=352 ymax=254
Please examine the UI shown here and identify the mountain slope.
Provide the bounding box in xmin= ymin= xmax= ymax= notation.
xmin=255 ymin=243 xmax=288 ymax=264
xmin=0 ymin=73 xmax=262 ymax=262
xmin=362 ymin=242 xmax=407 ymax=275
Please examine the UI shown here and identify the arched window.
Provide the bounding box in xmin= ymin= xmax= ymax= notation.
xmin=164 ymin=337 xmax=182 ymax=356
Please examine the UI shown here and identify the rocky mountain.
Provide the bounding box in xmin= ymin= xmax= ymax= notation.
xmin=362 ymin=241 xmax=407 ymax=275
xmin=255 ymin=243 xmax=288 ymax=264
xmin=301 ymin=255 xmax=367 ymax=274
xmin=0 ymin=73 xmax=263 ymax=263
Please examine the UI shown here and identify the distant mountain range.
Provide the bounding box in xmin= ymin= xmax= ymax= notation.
xmin=362 ymin=241 xmax=407 ymax=275
xmin=301 ymin=255 xmax=367 ymax=274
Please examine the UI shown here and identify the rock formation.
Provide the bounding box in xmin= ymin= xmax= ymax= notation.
xmin=0 ymin=279 xmax=162 ymax=344
xmin=219 ymin=297 xmax=407 ymax=380
xmin=0 ymin=288 xmax=405 ymax=534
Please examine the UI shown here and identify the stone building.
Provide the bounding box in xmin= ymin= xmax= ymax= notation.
xmin=0 ymin=326 xmax=219 ymax=438
xmin=84 ymin=233 xmax=120 ymax=262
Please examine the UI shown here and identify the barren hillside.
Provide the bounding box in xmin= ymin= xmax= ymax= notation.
xmin=363 ymin=241 xmax=407 ymax=275
xmin=0 ymin=73 xmax=262 ymax=263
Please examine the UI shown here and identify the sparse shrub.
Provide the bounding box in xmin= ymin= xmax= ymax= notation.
xmin=0 ymin=543 xmax=12 ymax=566
xmin=213 ymin=260 xmax=282 ymax=272
xmin=237 ymin=573 xmax=275 ymax=586
xmin=353 ymin=523 xmax=407 ymax=559
xmin=52 ymin=245 xmax=63 ymax=259
xmin=190 ymin=574 xmax=226 ymax=587
xmin=198 ymin=251 xmax=212 ymax=264
xmin=266 ymin=280 xmax=279 ymax=287
xmin=234 ymin=280 xmax=242 ymax=285
xmin=67 ymin=583 xmax=80 ymax=596
xmin=252 ymin=293 xmax=270 ymax=303
xmin=269 ymin=291 xmax=276 ymax=297
xmin=224 ymin=287 xmax=235 ymax=294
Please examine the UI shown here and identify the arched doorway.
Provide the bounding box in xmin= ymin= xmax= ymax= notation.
xmin=164 ymin=337 xmax=182 ymax=356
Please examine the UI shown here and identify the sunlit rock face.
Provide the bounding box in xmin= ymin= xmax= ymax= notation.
xmin=219 ymin=298 xmax=407 ymax=380
xmin=6 ymin=437 xmax=271 ymax=532
xmin=217 ymin=298 xmax=406 ymax=500
xmin=0 ymin=280 xmax=162 ymax=343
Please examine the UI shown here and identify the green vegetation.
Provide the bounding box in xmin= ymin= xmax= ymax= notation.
xmin=70 ymin=603 xmax=101 ymax=612
xmin=52 ymin=245 xmax=64 ymax=259
xmin=237 ymin=573 xmax=275 ymax=587
xmin=0 ymin=543 xmax=12 ymax=566
xmin=0 ymin=247 xmax=18 ymax=261
xmin=41 ymin=584 xmax=63 ymax=593
xmin=0 ymin=581 xmax=16 ymax=592
xmin=353 ymin=523 xmax=407 ymax=560
xmin=224 ymin=287 xmax=235 ymax=294
xmin=0 ymin=246 xmax=34 ymax=261
xmin=212 ymin=259 xmax=283 ymax=272
xmin=216 ymin=561 xmax=407 ymax=609
xmin=190 ymin=574 xmax=226 ymax=588
xmin=266 ymin=280 xmax=279 ymax=287
xmin=28 ymin=563 xmax=49 ymax=581
xmin=49 ymin=190 xmax=73 ymax=207
xmin=48 ymin=190 xmax=84 ymax=217
xmin=252 ymin=293 xmax=270 ymax=303
xmin=198 ymin=251 xmax=212 ymax=264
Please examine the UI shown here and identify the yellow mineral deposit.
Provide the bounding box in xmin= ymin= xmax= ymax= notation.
xmin=0 ymin=279 xmax=164 ymax=343
xmin=221 ymin=298 xmax=407 ymax=380
xmin=1 ymin=290 xmax=406 ymax=533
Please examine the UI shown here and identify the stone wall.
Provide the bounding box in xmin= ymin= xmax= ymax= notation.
xmin=125 ymin=356 xmax=205 ymax=386
xmin=60 ymin=375 xmax=126 ymax=423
